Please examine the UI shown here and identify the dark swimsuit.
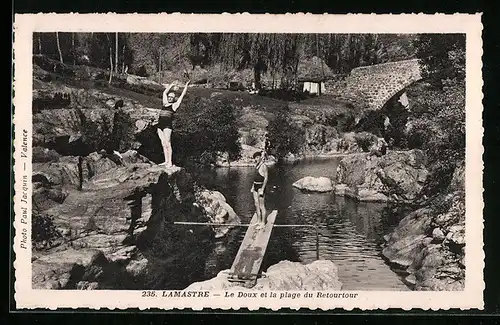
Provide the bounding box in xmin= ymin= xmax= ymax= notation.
xmin=253 ymin=164 xmax=265 ymax=195
xmin=158 ymin=105 xmax=175 ymax=129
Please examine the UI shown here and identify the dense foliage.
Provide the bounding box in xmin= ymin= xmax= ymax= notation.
xmin=32 ymin=213 xmax=61 ymax=244
xmin=265 ymin=107 xmax=306 ymax=160
xmin=34 ymin=32 xmax=417 ymax=89
xmin=408 ymin=34 xmax=466 ymax=197
xmin=172 ymin=97 xmax=242 ymax=167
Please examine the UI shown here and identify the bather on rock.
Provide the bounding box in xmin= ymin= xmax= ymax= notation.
xmin=251 ymin=151 xmax=269 ymax=229
xmin=157 ymin=80 xmax=190 ymax=168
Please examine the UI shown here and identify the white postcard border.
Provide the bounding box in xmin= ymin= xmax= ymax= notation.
xmin=12 ymin=13 xmax=484 ymax=310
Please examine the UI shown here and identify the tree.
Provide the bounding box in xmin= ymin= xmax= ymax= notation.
xmin=107 ymin=34 xmax=113 ymax=84
xmin=413 ymin=34 xmax=465 ymax=88
xmin=266 ymin=106 xmax=305 ymax=160
xmin=55 ymin=32 xmax=63 ymax=63
xmin=71 ymin=33 xmax=76 ymax=65
xmin=408 ymin=34 xmax=466 ymax=196
xmin=115 ymin=32 xmax=119 ymax=73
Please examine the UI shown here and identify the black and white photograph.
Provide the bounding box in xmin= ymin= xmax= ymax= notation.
xmin=13 ymin=13 xmax=484 ymax=310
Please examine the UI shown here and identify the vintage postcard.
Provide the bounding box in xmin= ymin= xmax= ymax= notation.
xmin=12 ymin=13 xmax=484 ymax=310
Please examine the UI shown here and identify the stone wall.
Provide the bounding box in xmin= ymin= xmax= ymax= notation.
xmin=326 ymin=59 xmax=422 ymax=110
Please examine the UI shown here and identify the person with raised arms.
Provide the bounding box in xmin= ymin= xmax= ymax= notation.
xmin=157 ymin=80 xmax=190 ymax=167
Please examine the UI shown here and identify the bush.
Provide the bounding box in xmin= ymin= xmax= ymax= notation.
xmin=405 ymin=79 xmax=465 ymax=167
xmin=266 ymin=107 xmax=305 ymax=161
xmin=243 ymin=130 xmax=261 ymax=147
xmin=354 ymin=132 xmax=378 ymax=152
xmin=32 ymin=213 xmax=61 ymax=244
xmin=172 ymin=97 xmax=241 ymax=167
xmin=326 ymin=112 xmax=356 ymax=132
xmin=381 ymin=95 xmax=411 ymax=149
xmin=354 ymin=110 xmax=386 ymax=137
xmin=136 ymin=66 xmax=149 ymax=77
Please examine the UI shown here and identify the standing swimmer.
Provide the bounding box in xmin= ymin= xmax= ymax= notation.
xmin=157 ymin=81 xmax=190 ymax=167
xmin=251 ymin=151 xmax=269 ymax=229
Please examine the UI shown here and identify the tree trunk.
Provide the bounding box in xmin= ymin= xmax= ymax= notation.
xmin=108 ymin=46 xmax=113 ymax=85
xmin=158 ymin=48 xmax=162 ymax=83
xmin=37 ymin=34 xmax=42 ymax=54
xmin=115 ymin=32 xmax=119 ymax=73
xmin=254 ymin=65 xmax=261 ymax=90
xmin=72 ymin=33 xmax=75 ymax=66
xmin=56 ymin=32 xmax=63 ymax=63
xmin=122 ymin=45 xmax=126 ymax=73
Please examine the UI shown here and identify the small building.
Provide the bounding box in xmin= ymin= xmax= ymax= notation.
xmin=296 ymin=56 xmax=334 ymax=96
xmin=300 ymin=78 xmax=327 ymax=96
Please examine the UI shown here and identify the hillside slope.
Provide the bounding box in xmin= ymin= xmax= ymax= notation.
xmin=33 ymin=55 xmax=374 ymax=166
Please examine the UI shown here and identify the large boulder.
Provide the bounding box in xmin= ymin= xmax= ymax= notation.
xmin=195 ymin=189 xmax=241 ymax=238
xmin=293 ymin=176 xmax=335 ymax=193
xmin=335 ymin=149 xmax=428 ymax=202
xmin=185 ymin=260 xmax=342 ymax=291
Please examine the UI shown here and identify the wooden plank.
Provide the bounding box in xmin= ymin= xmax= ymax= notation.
xmin=228 ymin=210 xmax=278 ymax=287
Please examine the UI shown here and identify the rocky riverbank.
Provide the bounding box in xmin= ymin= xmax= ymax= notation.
xmin=32 ymin=158 xmax=241 ymax=290
xmin=332 ymin=148 xmax=465 ymax=290
xmin=185 ymin=260 xmax=342 ymax=291
xmin=381 ymin=162 xmax=465 ymax=290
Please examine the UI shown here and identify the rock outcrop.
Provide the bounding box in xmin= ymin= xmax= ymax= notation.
xmin=33 ymin=81 xmax=160 ymax=155
xmin=32 ymin=150 xmax=150 ymax=210
xmin=292 ymin=176 xmax=335 ymax=193
xmin=32 ymin=157 xmax=240 ymax=290
xmin=382 ymin=162 xmax=465 ymax=290
xmin=195 ymin=189 xmax=241 ymax=238
xmin=334 ymin=149 xmax=428 ymax=202
xmin=185 ymin=260 xmax=342 ymax=291
xmin=216 ymin=144 xmax=277 ymax=167
xmin=302 ymin=124 xmax=339 ymax=155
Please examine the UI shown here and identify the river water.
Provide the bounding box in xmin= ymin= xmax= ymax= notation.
xmin=194 ymin=158 xmax=409 ymax=291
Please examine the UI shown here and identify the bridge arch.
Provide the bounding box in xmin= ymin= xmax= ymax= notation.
xmin=342 ymin=58 xmax=423 ymax=111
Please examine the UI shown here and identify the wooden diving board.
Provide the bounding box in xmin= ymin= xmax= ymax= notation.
xmin=227 ymin=210 xmax=278 ymax=288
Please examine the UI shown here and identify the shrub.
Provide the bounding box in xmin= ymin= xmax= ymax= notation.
xmin=171 ymin=97 xmax=241 ymax=167
xmin=354 ymin=132 xmax=377 ymax=152
xmin=136 ymin=66 xmax=149 ymax=77
xmin=381 ymin=95 xmax=411 ymax=149
xmin=405 ymin=79 xmax=465 ymax=167
xmin=243 ymin=130 xmax=261 ymax=147
xmin=32 ymin=213 xmax=61 ymax=244
xmin=327 ymin=113 xmax=356 ymax=132
xmin=354 ymin=110 xmax=386 ymax=137
xmin=266 ymin=107 xmax=305 ymax=160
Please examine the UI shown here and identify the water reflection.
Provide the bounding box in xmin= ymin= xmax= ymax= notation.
xmin=196 ymin=158 xmax=408 ymax=290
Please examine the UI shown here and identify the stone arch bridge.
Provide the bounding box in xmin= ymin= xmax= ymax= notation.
xmin=329 ymin=58 xmax=423 ymax=110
